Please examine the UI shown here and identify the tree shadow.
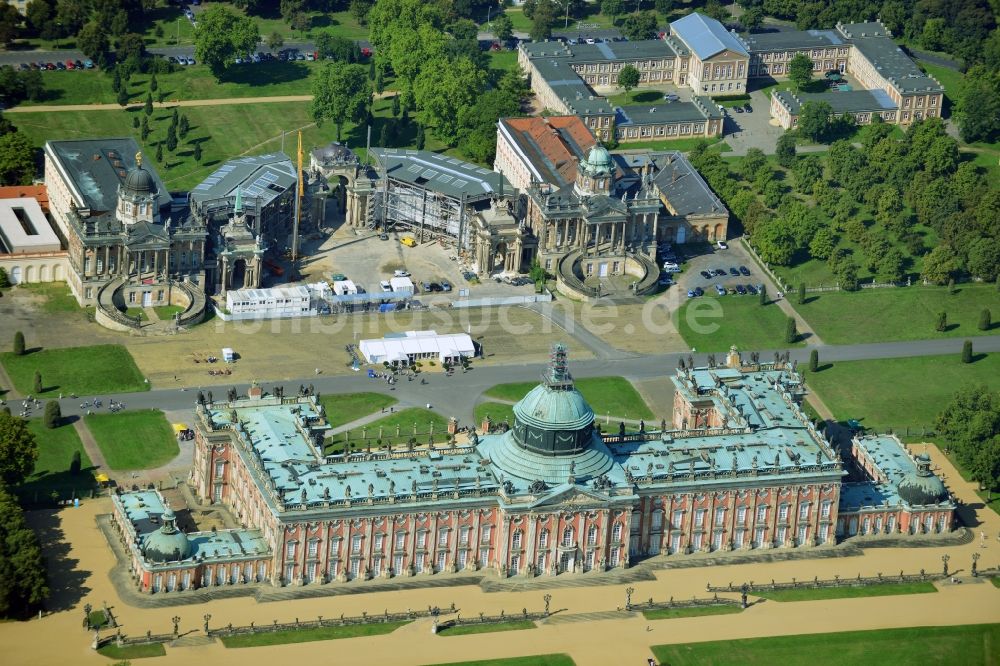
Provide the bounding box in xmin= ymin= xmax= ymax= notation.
xmin=25 ymin=508 xmax=92 ymax=613
xmin=968 ymin=352 xmax=989 ymax=363
xmin=815 ymin=362 xmax=834 ymax=372
xmin=219 ymin=61 xmax=310 ymax=87
xmin=630 ymin=90 xmax=662 ymax=104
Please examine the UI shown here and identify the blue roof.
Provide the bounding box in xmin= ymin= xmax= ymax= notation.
xmin=670 ymin=12 xmax=749 ymax=60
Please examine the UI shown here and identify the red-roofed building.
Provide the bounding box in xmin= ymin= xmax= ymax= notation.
xmin=494 ymin=116 xmax=596 ymax=192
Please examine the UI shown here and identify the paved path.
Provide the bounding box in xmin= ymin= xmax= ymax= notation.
xmin=0 ymin=361 xmax=19 ymax=400
xmin=71 ymin=417 xmax=109 ymax=473
xmin=6 ymin=95 xmax=314 ymax=114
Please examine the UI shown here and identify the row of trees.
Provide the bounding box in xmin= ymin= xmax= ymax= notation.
xmin=314 ymin=0 xmax=529 ymax=162
xmin=935 ymin=384 xmax=1000 ymax=500
xmin=695 ymin=116 xmax=997 ymax=288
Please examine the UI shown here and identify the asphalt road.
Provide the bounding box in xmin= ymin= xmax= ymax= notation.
xmin=19 ymin=334 xmax=1000 ymax=426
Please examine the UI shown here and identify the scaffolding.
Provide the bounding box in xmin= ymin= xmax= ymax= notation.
xmin=380 ymin=177 xmax=469 ymax=249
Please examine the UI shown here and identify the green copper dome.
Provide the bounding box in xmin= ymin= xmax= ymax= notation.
xmin=142 ymin=508 xmax=192 ymax=563
xmin=514 ymin=383 xmax=594 ymax=431
xmin=897 ymin=454 xmax=948 ymax=506
xmin=581 ymin=143 xmax=613 ymax=176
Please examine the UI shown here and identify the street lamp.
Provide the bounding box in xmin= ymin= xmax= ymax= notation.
xmin=972 ymin=552 xmax=980 ymax=577
xmin=625 ymin=586 xmax=635 ymax=609
xmin=172 ymin=615 xmax=181 ymax=637
xmin=543 ymin=593 xmax=552 ymax=616
xmin=203 ymin=614 xmax=212 ymax=634
xmin=941 ymin=554 xmax=950 ymax=577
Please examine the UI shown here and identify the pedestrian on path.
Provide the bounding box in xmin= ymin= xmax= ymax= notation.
xmin=982 ymin=531 xmax=987 ymax=548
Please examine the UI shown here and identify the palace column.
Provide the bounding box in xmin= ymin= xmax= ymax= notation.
xmin=652 ymin=214 xmax=659 ymax=246
xmin=562 ymin=220 xmax=569 ymax=248
xmin=610 ymin=223 xmax=618 ymax=255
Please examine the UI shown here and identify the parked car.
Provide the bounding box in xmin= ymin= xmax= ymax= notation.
xmin=739 ymin=265 xmax=751 ymax=276
xmin=393 ymin=269 xmax=410 ymax=277
xmin=713 ymin=268 xmax=726 ymax=277
xmin=441 ymin=281 xmax=452 ymax=292
xmin=744 ymin=103 xmax=753 ymax=113
xmin=729 ymin=267 xmax=739 ymax=276
xmin=663 ymin=261 xmax=680 ymax=271
xmin=715 ymin=284 xmax=726 ymax=296
xmin=746 ymin=284 xmax=758 ymax=295
xmin=379 ymin=280 xmax=392 ymax=293
xmin=658 ymin=277 xmax=675 ymax=287
xmin=55 ymin=61 xmax=66 ymax=70
xmin=305 ymin=52 xmax=315 ymax=61
xmin=18 ymin=63 xmax=29 ymax=71
xmin=734 ymin=106 xmax=743 ymax=113
xmin=716 ymin=240 xmax=728 ymax=249
xmin=421 ymin=281 xmax=432 ymax=291
xmin=361 ymin=47 xmax=372 ymax=57
xmin=694 ymin=286 xmax=704 ymax=297
xmin=735 ymin=284 xmax=747 ymax=295
xmin=664 ymin=93 xmax=680 ymax=102
xmin=687 ymin=289 xmax=697 ymax=298
xmin=378 ymin=233 xmax=389 ymax=240
xmin=700 ymin=270 xmax=713 ymax=280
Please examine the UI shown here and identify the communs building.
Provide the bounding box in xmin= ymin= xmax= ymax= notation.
xmin=107 ymin=345 xmax=954 ymax=593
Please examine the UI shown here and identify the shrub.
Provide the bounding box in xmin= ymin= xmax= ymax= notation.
xmin=44 ymin=401 xmax=61 ymax=429
xmin=961 ymin=340 xmax=973 ymax=364
xmin=0 ymin=267 xmax=9 ymax=288
xmin=935 ymin=311 xmax=947 ymax=332
xmin=758 ymin=284 xmax=767 ymax=305
xmin=785 ymin=317 xmax=797 ymax=344
xmin=809 ymin=349 xmax=818 ymax=372
xmin=797 ymin=282 xmax=806 ymax=305
xmin=33 ymin=370 xmax=42 ymax=394
xmin=13 ymin=331 xmax=24 ymax=355
xmin=980 ymin=309 xmax=992 ymax=331
xmin=70 ymin=450 xmax=81 ymax=475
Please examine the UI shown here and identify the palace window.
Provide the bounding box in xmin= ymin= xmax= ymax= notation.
xmin=562 ymin=527 xmax=574 ymax=546
xmin=351 ymin=534 xmax=362 ymax=553
xmin=778 ymin=504 xmax=789 ymax=521
xmin=479 ymin=549 xmax=490 ymax=567
xmin=481 ymin=525 xmax=492 ymax=543
xmin=536 ymin=553 xmax=546 ymax=572
xmin=539 ymin=529 xmax=549 ymax=548
xmin=756 ymin=506 xmax=768 ymax=522
xmin=438 ymin=530 xmax=449 ymax=547
xmin=417 ymin=531 xmax=427 ymax=548
xmin=777 ymin=526 xmax=788 ymax=545
xmin=286 ymin=542 xmax=297 ymax=559
xmin=797 ymin=525 xmax=808 ymax=545
xmin=587 ymin=525 xmax=597 ymax=545
xmin=393 ymin=554 xmax=404 ymax=574
xmin=307 ymin=539 xmax=319 ymax=558
xmin=611 ymin=523 xmax=623 ymax=542
xmin=395 ymin=531 xmax=406 ymax=549
xmin=373 ymin=534 xmax=384 ymax=551
xmin=672 ymin=510 xmax=683 ymax=529
xmin=694 ymin=509 xmax=706 ymax=527
xmin=512 ymin=530 xmax=522 ymax=549
xmin=714 ymin=509 xmax=726 ymax=527
xmin=737 ymin=506 xmax=747 ymax=524
xmin=214 ymin=460 xmax=225 ymax=478
xmin=459 ymin=526 xmax=470 ymax=545
xmin=798 ymin=503 xmax=810 ymax=520
xmin=651 ymin=511 xmax=663 ymax=530
xmin=821 ymin=501 xmax=832 ymax=519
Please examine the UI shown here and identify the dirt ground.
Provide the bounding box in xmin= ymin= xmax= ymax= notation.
xmin=4 ymin=444 xmax=999 ymax=666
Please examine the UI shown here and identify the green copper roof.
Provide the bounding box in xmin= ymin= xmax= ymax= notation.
xmin=513 ymin=383 xmax=595 ymax=431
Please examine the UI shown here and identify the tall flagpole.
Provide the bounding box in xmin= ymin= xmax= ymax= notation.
xmin=292 ymin=130 xmax=303 ymax=263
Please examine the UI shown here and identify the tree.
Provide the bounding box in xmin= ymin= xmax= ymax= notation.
xmin=413 ymin=56 xmax=486 ymax=145
xmin=654 ymin=0 xmax=674 ymax=17
xmin=350 ymin=0 xmax=375 ymax=25
xmin=601 ymin=0 xmax=624 ymax=22
xmin=144 ymin=93 xmax=153 ymax=116
xmin=13 ymin=331 xmax=24 ymax=355
xmin=170 ymin=106 xmax=179 ymax=129
xmin=0 ymin=267 xmax=8 ymax=288
xmin=935 ymin=385 xmax=1000 ymax=499
xmin=967 ymin=238 xmax=1000 ymax=282
xmin=267 ymin=31 xmax=284 ymax=51
xmin=808 ymin=227 xmax=836 ymax=261
xmin=193 ymin=141 xmax=202 ymax=163
xmin=70 ymin=449 xmax=81 ymax=475
xmin=76 ymin=20 xmax=110 ymax=62
xmin=140 ymin=116 xmax=150 ymax=141
xmin=149 ymin=74 xmax=157 ymax=93
xmin=797 ymin=101 xmax=833 ymax=142
xmin=195 ymin=5 xmax=261 ymax=78
xmin=955 ymin=65 xmax=1000 ymax=143
xmin=980 ymin=309 xmax=992 ymax=332
xmin=775 ymin=133 xmax=796 ymax=169
xmin=316 ymin=33 xmax=358 ymax=62
xmin=0 ymin=3 xmax=20 ymax=46
xmin=618 ymin=65 xmax=640 ymax=102
xmin=753 ymin=219 xmax=796 ymax=265
xmin=117 ymin=87 xmax=130 ymax=108
xmin=921 ymin=244 xmax=960 ymax=285
xmin=0 ymin=484 xmax=49 ymax=616
xmin=178 ymin=114 xmax=189 ymax=139
xmin=797 ymin=282 xmax=806 ymax=305
xmin=529 ymin=0 xmax=556 ymax=42
xmin=492 ymin=15 xmax=513 ymax=42
xmin=0 ymin=133 xmax=36 ymax=187
xmin=43 ymin=400 xmax=61 ymax=429
xmin=739 ymin=148 xmax=768 ymax=181
xmin=936 ymin=311 xmax=947 ymax=332
xmin=788 ymin=54 xmax=814 ymax=91
xmin=165 ymin=125 xmax=177 ymax=152
xmin=784 ymin=316 xmax=797 ymax=344
xmin=155 ymin=142 xmax=163 ymax=163
xmin=0 ymin=411 xmax=38 ymax=485
xmin=448 ymin=18 xmax=477 ymax=41
xmin=758 ymin=283 xmax=767 ymax=305
xmin=311 ymin=63 xmax=371 ymax=142
xmin=962 ymin=340 xmax=973 ymax=364
xmin=415 ymin=123 xmax=425 ymax=150
xmin=809 ymin=349 xmax=819 ymax=372
xmin=391 ymin=95 xmax=400 ymax=118
xmin=33 ymin=371 xmax=42 ymax=394
xmin=621 ymin=11 xmax=657 ymax=41
xmin=741 ymin=6 xmax=764 ymax=31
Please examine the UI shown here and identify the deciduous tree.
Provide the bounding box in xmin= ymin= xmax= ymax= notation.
xmin=617 ymin=64 xmax=640 ymax=102
xmin=0 ymin=484 xmax=49 ymax=616
xmin=0 ymin=133 xmax=36 ymax=187
xmin=787 ymin=53 xmax=814 ymax=91
xmin=311 ymin=63 xmax=371 ymax=142
xmin=0 ymin=411 xmax=38 ymax=485
xmin=194 ymin=5 xmax=261 ymax=78
xmin=621 ymin=11 xmax=657 ymax=41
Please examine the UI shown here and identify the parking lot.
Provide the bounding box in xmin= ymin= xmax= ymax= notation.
xmin=666 ymin=241 xmax=766 ymax=301
xmin=303 ymin=225 xmax=539 ymax=306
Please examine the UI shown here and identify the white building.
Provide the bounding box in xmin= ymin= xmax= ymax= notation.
xmin=332 ymin=279 xmax=358 ymax=295
xmin=0 ymin=197 xmax=61 ymax=255
xmin=226 ymin=285 xmax=311 ymax=316
xmin=389 ymin=276 xmax=414 ymax=294
xmin=359 ymin=330 xmax=475 ymax=366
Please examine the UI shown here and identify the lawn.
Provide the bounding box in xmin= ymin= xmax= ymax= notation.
xmin=474 ymin=402 xmax=516 ymax=429
xmin=676 ymin=297 xmax=805 ymax=353
xmin=220 ymin=620 xmax=410 ymax=648
xmin=483 ymin=376 xmax=654 ymax=420
xmin=488 ymin=50 xmax=521 ymax=73
xmin=15 ymin=282 xmax=82 ymax=314
xmin=752 ymin=581 xmax=937 ymax=602
xmin=153 ymin=304 xmax=185 ymax=320
xmin=96 ymin=642 xmax=166 ymax=659
xmin=324 ymin=407 xmax=452 ymax=453
xmin=436 ymin=620 xmax=536 ymax=636
xmin=651 ymin=624 xmax=1000 ymax=666
xmin=642 ymin=605 xmax=743 ymax=620
xmin=317 ymin=392 xmax=398 ymax=429
xmin=0 ymin=344 xmax=148 ymax=395
xmin=616 ymin=137 xmax=729 ymax=153
xmin=422 ymin=656 xmax=575 ymax=666
xmin=16 ymin=419 xmax=95 ymax=502
xmin=605 ymin=90 xmax=670 ymax=106
xmin=805 ymin=354 xmax=1000 ymax=433
xmin=917 ymin=61 xmax=963 ymax=116
xmin=85 ymin=410 xmax=179 ymax=470
xmin=794 ymin=285 xmax=1000 ymax=344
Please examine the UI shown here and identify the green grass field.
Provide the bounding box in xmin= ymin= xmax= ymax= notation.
xmin=422 ymin=656 xmax=575 ymax=666
xmin=16 ymin=282 xmax=82 ymax=314
xmin=794 ymin=285 xmax=1000 ymax=344
xmin=318 ymin=392 xmax=399 ymax=429
xmin=85 ymin=410 xmax=178 ymax=470
xmin=651 ymin=624 xmax=1000 ymax=666
xmin=677 ymin=297 xmax=805 ymax=352
xmin=220 ymin=620 xmax=410 ymax=648
xmin=324 ymin=407 xmax=452 ymax=453
xmin=483 ymin=376 xmax=654 ymax=420
xmin=437 ymin=620 xmax=536 ymax=636
xmin=642 ymin=605 xmax=743 ymax=620
xmin=752 ymin=581 xmax=937 ymax=602
xmin=16 ymin=419 xmax=95 ymax=501
xmin=805 ymin=354 xmax=1000 ymax=432
xmin=96 ymin=642 xmax=166 ymax=659
xmin=152 ymin=304 xmax=185 ymax=320
xmin=0 ymin=344 xmax=147 ymax=396
xmin=474 ymin=402 xmax=516 ymax=429
xmin=616 ymin=137 xmax=729 ymax=152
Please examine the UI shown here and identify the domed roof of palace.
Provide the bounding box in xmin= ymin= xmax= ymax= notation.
xmin=897 ymin=453 xmax=948 ymax=506
xmin=513 ymin=383 xmax=595 ymax=432
xmin=581 ymin=143 xmax=613 ymax=176
xmin=123 ymin=165 xmax=155 ymax=195
xmin=141 ymin=507 xmax=192 ymax=563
